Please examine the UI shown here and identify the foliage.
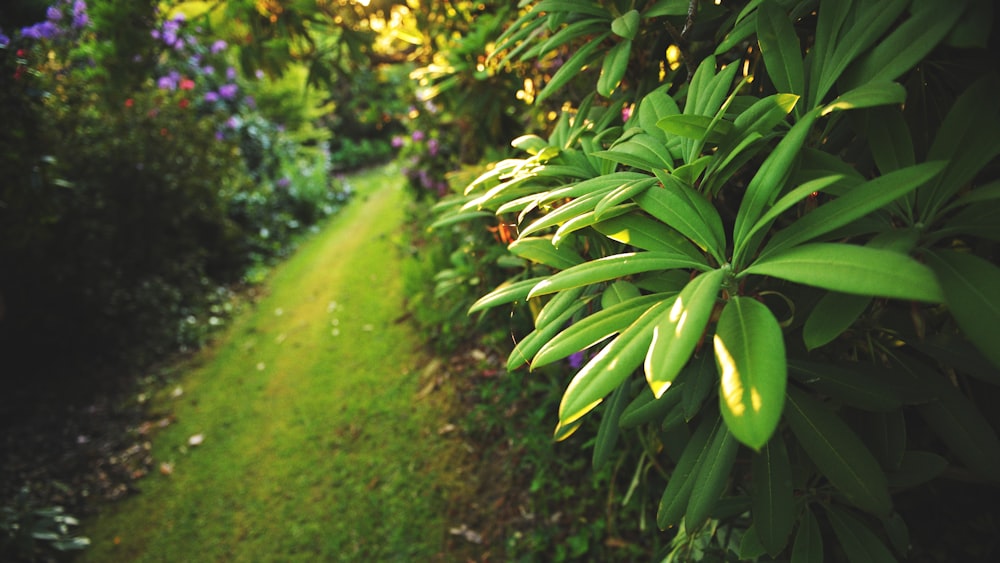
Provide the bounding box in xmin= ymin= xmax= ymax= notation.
xmin=1 ymin=488 xmax=89 ymax=561
xmin=0 ymin=3 xmax=350 ymax=382
xmin=435 ymin=0 xmax=1000 ymax=559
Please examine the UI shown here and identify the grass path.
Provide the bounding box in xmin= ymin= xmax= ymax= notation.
xmin=80 ymin=164 xmax=467 ymax=561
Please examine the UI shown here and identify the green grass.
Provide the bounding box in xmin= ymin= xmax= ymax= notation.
xmin=80 ymin=164 xmax=465 ymax=561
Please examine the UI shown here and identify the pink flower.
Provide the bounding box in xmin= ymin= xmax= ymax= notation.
xmin=179 ymin=78 xmax=195 ymax=90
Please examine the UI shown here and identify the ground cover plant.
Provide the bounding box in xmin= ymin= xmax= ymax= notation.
xmin=432 ymin=0 xmax=1000 ymax=559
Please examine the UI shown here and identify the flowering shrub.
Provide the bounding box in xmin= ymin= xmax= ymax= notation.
xmin=0 ymin=2 xmax=350 ymax=379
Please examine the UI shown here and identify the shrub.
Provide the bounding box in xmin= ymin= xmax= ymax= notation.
xmin=436 ymin=0 xmax=1000 ymax=559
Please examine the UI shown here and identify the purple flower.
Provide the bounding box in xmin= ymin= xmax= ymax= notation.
xmin=226 ymin=116 xmax=240 ymax=129
xmin=218 ymin=83 xmax=238 ymax=100
xmin=21 ymin=21 xmax=60 ymax=40
xmin=622 ymin=104 xmax=633 ymax=123
xmin=210 ymin=39 xmax=227 ymax=53
xmin=0 ymin=32 xmax=9 ymax=47
xmin=243 ymin=95 xmax=256 ymax=108
xmin=428 ymin=138 xmax=439 ymax=156
xmin=47 ymin=6 xmax=62 ymax=21
xmin=215 ymin=130 xmax=225 ymax=141
xmin=276 ymin=177 xmax=291 ymax=188
xmin=72 ymin=13 xmax=89 ymax=28
xmin=226 ymin=66 xmax=237 ymax=80
xmin=204 ymin=91 xmax=220 ymax=102
xmin=391 ymin=136 xmax=404 ymax=148
xmin=73 ymin=1 xmax=87 ymax=15
xmin=255 ymin=69 xmax=265 ymax=80
xmin=201 ymin=65 xmax=215 ymax=75
xmin=568 ymin=351 xmax=585 ymax=369
xmin=411 ymin=130 xmax=425 ymax=142
xmin=157 ymin=75 xmax=176 ymax=90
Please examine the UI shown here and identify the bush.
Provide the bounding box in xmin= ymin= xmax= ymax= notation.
xmin=435 ymin=0 xmax=1000 ymax=559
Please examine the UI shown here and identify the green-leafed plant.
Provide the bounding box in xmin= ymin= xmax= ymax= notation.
xmin=436 ymin=0 xmax=1000 ymax=559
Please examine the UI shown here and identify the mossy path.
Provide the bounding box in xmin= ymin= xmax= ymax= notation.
xmin=80 ymin=165 xmax=467 ymax=561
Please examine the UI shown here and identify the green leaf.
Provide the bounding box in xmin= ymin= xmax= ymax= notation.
xmin=645 ymin=269 xmax=724 ymax=398
xmin=532 ymin=0 xmax=611 ymax=18
xmin=681 ymin=352 xmax=716 ymax=421
xmin=788 ymin=360 xmax=902 ymax=412
xmin=866 ymin=107 xmax=915 ymax=174
xmin=508 ymin=299 xmax=586 ymax=370
xmin=753 ymin=437 xmax=794 ymax=556
xmin=732 ymin=110 xmax=818 ymax=266
xmin=825 ymin=505 xmax=898 ymax=563
xmin=533 ymin=285 xmax=587 ymax=329
xmin=611 ymin=9 xmax=640 ymax=39
xmin=508 ymin=237 xmax=584 ymax=269
xmin=714 ymin=297 xmax=787 ymax=450
xmin=887 ymin=451 xmax=948 ymax=489
xmin=559 ymin=299 xmax=675 ymax=427
xmin=759 ymin=161 xmax=946 ymax=259
xmin=820 ymin=82 xmax=907 ymax=116
xmin=429 ymin=210 xmax=495 ymax=229
xmin=533 ymin=293 xmax=669 ymax=369
xmin=925 ymin=247 xmax=1000 ymax=372
xmin=620 ymin=383 xmax=683 ymax=429
xmin=657 ymin=413 xmax=720 ymax=529
xmin=468 ymin=276 xmax=549 ymax=313
xmin=657 ymin=114 xmax=734 ymax=144
xmin=756 ymin=0 xmax=804 ymax=97
xmin=791 ymin=506 xmax=823 ymax=563
xmin=518 ymin=188 xmax=615 ymax=239
xmin=595 ymin=177 xmax=659 ymax=219
xmin=537 ymin=32 xmax=610 ymax=104
xmin=598 ymin=39 xmax=632 ymax=97
xmin=785 ymin=387 xmax=892 ymax=516
xmin=803 ymin=292 xmax=872 ymax=350
xmin=593 ymin=212 xmax=705 ymax=258
xmin=685 ymin=423 xmax=739 ymax=530
xmin=602 ymin=280 xmax=641 ymax=308
xmin=528 ymin=251 xmax=706 ymax=299
xmin=842 ymin=0 xmax=966 ymax=89
xmin=594 ymin=133 xmax=676 ymax=171
xmin=744 ymin=243 xmax=944 ymax=303
xmin=644 ymin=0 xmax=689 ymax=17
xmin=731 ymin=93 xmax=799 ymax=138
xmin=637 ymin=173 xmax=726 ymax=261
xmin=638 ymin=87 xmax=681 ymax=142
xmin=592 ymin=382 xmax=631 ymax=471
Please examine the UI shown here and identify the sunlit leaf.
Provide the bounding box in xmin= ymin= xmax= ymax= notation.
xmin=597 ymin=39 xmax=632 ymax=96
xmin=744 ymin=243 xmax=944 ymax=303
xmin=645 ymin=269 xmax=724 ymax=398
xmin=508 ymin=237 xmax=584 ymax=269
xmin=468 ymin=276 xmax=549 ymax=313
xmin=820 ymin=82 xmax=907 ymax=116
xmin=611 ymin=9 xmax=640 ymax=40
xmin=528 ymin=251 xmax=706 ymax=299
xmin=559 ymin=299 xmax=674 ymax=427
xmin=714 ymin=297 xmax=786 ymax=450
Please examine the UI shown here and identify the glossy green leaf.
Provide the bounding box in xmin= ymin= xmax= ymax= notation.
xmin=592 ymin=382 xmax=630 ymax=471
xmin=429 ymin=210 xmax=495 ymax=229
xmin=559 ymin=299 xmax=675 ymax=427
xmin=925 ymin=245 xmax=1000 ymax=370
xmin=638 ymin=87 xmax=681 ymax=142
xmin=753 ymin=437 xmax=794 ymax=556
xmin=533 ymin=293 xmax=668 ymax=369
xmin=594 ymin=212 xmax=706 ymax=258
xmin=732 ymin=110 xmax=818 ymax=265
xmin=532 ymin=0 xmax=611 ymax=18
xmin=594 ymin=177 xmax=658 ymax=220
xmin=714 ymin=297 xmax=787 ymax=450
xmin=508 ymin=237 xmax=583 ymax=269
xmin=756 ymin=0 xmax=804 ymax=97
xmin=744 ymin=243 xmax=944 ymax=303
xmin=785 ymin=387 xmax=892 ymax=516
xmin=536 ymin=32 xmax=610 ymax=104
xmin=740 ymin=524 xmax=768 ymax=559
xmin=788 ymin=360 xmax=902 ymax=412
xmin=508 ymin=299 xmax=586 ymax=370
xmin=611 ymin=9 xmax=640 ymax=39
xmin=825 ymin=505 xmax=898 ymax=562
xmin=791 ymin=506 xmax=823 ymax=563
xmin=637 ymin=173 xmax=725 ymax=261
xmin=644 ymin=0 xmax=689 ymax=17
xmin=533 ymin=285 xmax=587 ymax=329
xmin=681 ymin=352 xmax=716 ymax=421
xmin=518 ymin=187 xmax=615 ymax=238
xmin=468 ymin=276 xmax=549 ymax=313
xmin=646 ymin=269 xmax=724 ymax=398
xmin=595 ymin=132 xmax=676 ymax=171
xmin=598 ymin=39 xmax=631 ymax=97
xmin=657 ymin=413 xmax=720 ymax=529
xmin=552 ymin=204 xmax=633 ymax=246
xmin=619 ymin=383 xmax=683 ymax=429
xmin=732 ymin=93 xmax=799 ymax=137
xmin=820 ymin=82 xmax=907 ymax=116
xmin=803 ymin=292 xmax=871 ymax=350
xmin=657 ymin=114 xmax=734 ymax=144
xmin=528 ymin=251 xmax=706 ymax=299
xmin=759 ymin=161 xmax=945 ymax=259
xmin=601 ymin=280 xmax=640 ymax=308
xmin=685 ymin=423 xmax=739 ymax=530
